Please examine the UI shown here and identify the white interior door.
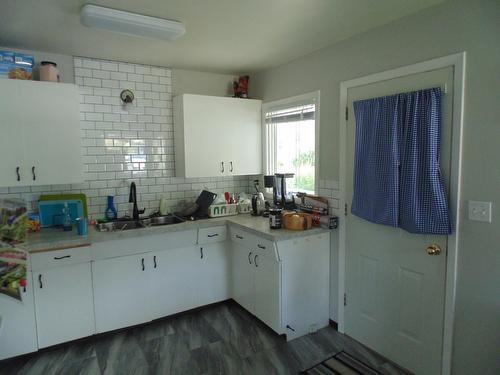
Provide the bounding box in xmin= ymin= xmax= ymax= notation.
xmin=345 ymin=67 xmax=453 ymax=375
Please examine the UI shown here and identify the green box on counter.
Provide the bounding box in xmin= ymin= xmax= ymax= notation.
xmin=0 ymin=50 xmax=34 ymax=80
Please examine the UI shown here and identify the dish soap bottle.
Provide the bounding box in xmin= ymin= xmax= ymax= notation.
xmin=105 ymin=195 xmax=117 ymax=221
xmin=62 ymin=202 xmax=72 ymax=231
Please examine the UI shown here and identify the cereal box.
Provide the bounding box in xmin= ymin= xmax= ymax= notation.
xmin=0 ymin=50 xmax=34 ymax=80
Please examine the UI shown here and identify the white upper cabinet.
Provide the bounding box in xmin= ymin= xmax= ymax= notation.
xmin=0 ymin=80 xmax=83 ymax=187
xmin=174 ymin=94 xmax=262 ymax=178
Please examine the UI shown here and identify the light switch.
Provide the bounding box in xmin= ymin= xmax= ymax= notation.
xmin=468 ymin=201 xmax=492 ymax=223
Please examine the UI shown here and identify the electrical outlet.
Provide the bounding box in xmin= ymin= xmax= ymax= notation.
xmin=468 ymin=201 xmax=492 ymax=223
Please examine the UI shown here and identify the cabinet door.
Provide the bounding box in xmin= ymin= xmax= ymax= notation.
xmin=180 ymin=95 xmax=227 ymax=177
xmin=230 ymin=242 xmax=254 ymax=313
xmin=0 ymin=273 xmax=37 ymax=360
xmin=92 ymin=254 xmax=151 ymax=333
xmin=0 ymin=81 xmax=26 ymax=187
xmin=33 ymin=263 xmax=95 ymax=348
xmin=149 ymin=247 xmax=198 ymax=320
xmin=197 ymin=243 xmax=229 ymax=306
xmin=225 ymin=99 xmax=262 ymax=176
xmin=253 ymin=252 xmax=281 ymax=333
xmin=19 ymin=81 xmax=83 ymax=186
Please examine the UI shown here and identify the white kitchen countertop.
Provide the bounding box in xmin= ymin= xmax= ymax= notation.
xmin=26 ymin=214 xmax=331 ymax=253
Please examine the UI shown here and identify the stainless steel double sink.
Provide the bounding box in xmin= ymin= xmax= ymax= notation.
xmin=95 ymin=215 xmax=184 ymax=232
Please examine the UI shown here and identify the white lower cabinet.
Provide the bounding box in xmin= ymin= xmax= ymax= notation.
xmin=231 ymin=241 xmax=281 ymax=332
xmin=92 ymin=253 xmax=152 ymax=333
xmin=253 ymin=252 xmax=281 ymax=333
xmin=93 ymin=240 xmax=229 ymax=333
xmin=0 ymin=273 xmax=37 ymax=360
xmin=33 ymin=262 xmax=95 ymax=348
xmin=149 ymin=246 xmax=198 ymax=319
xmin=231 ymin=242 xmax=255 ymax=313
xmin=197 ymin=242 xmax=230 ymax=306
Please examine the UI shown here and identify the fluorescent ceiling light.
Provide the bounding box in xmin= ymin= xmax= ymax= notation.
xmin=80 ymin=4 xmax=185 ymax=41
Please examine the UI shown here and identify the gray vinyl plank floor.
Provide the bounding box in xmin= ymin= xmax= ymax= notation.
xmin=0 ymin=301 xmax=411 ymax=375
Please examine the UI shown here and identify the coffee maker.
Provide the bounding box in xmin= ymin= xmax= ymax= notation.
xmin=265 ymin=173 xmax=296 ymax=210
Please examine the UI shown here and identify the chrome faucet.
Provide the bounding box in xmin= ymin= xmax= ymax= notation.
xmin=129 ymin=182 xmax=145 ymax=221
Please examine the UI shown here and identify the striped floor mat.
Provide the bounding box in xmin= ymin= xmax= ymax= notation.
xmin=302 ymin=351 xmax=383 ymax=375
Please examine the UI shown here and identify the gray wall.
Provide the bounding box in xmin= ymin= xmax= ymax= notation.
xmin=251 ymin=0 xmax=500 ymax=374
xmin=172 ymin=68 xmax=236 ymax=97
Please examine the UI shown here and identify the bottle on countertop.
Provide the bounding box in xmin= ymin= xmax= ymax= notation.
xmin=62 ymin=202 xmax=72 ymax=231
xmin=159 ymin=198 xmax=169 ymax=216
xmin=105 ymin=195 xmax=117 ymax=220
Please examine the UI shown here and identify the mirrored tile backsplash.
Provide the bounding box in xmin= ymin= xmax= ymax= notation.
xmin=0 ymin=57 xmax=253 ymax=219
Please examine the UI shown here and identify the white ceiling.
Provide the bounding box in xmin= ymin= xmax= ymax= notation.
xmin=0 ymin=0 xmax=444 ymax=73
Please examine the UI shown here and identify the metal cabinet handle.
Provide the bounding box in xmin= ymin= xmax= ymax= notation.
xmin=32 ymin=166 xmax=36 ymax=181
xmin=248 ymin=252 xmax=252 ymax=264
xmin=54 ymin=255 xmax=71 ymax=260
xmin=153 ymin=255 xmax=157 ymax=268
xmin=220 ymin=162 xmax=225 ymax=173
xmin=254 ymin=254 xmax=259 ymax=267
xmin=200 ymin=247 xmax=204 ymax=259
xmin=207 ymin=233 xmax=219 ymax=238
xmin=141 ymin=258 xmax=145 ymax=271
xmin=257 ymin=244 xmax=266 ymax=250
xmin=38 ymin=274 xmax=43 ymax=289
xmin=236 ymin=235 xmax=243 ymax=240
xmin=16 ymin=166 xmax=20 ymax=181
xmin=230 ymin=161 xmax=233 ymax=172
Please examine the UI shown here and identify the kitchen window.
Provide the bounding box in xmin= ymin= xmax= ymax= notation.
xmin=263 ymin=91 xmax=319 ymax=194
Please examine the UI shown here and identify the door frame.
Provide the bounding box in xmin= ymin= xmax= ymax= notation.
xmin=338 ymin=52 xmax=466 ymax=375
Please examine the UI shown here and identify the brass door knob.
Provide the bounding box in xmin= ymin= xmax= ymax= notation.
xmin=426 ymin=244 xmax=442 ymax=255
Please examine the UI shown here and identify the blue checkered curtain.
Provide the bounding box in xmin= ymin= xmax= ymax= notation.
xmin=351 ymin=87 xmax=452 ymax=234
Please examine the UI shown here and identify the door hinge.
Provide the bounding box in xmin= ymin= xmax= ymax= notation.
xmin=344 ymin=293 xmax=347 ymax=306
xmin=344 ymin=203 xmax=348 ymax=216
xmin=345 ymin=106 xmax=348 ymax=121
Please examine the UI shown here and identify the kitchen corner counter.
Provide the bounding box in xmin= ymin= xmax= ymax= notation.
xmin=25 ymin=229 xmax=91 ymax=253
xmin=25 ymin=215 xmax=331 ymax=253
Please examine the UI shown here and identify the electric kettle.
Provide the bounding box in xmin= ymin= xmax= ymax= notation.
xmin=251 ymin=192 xmax=265 ymax=216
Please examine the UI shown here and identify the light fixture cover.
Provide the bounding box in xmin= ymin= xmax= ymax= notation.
xmin=80 ymin=4 xmax=185 ymax=40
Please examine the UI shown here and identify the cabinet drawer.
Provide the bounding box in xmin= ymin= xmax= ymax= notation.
xmin=229 ymin=226 xmax=278 ymax=261
xmin=198 ymin=226 xmax=227 ymax=244
xmin=92 ymin=230 xmax=198 ymax=260
xmin=250 ymin=237 xmax=276 ymax=259
xmin=31 ymin=246 xmax=91 ymax=271
xmin=229 ymin=227 xmax=253 ymax=248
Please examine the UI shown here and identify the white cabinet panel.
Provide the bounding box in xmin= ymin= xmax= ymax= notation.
xmin=0 ymin=273 xmax=37 ymax=360
xmin=174 ymin=94 xmax=262 ymax=178
xmin=19 ymin=81 xmax=82 ymax=186
xmin=279 ymin=233 xmax=330 ymax=340
xmin=231 ymin=242 xmax=254 ymax=313
xmin=149 ymin=247 xmax=198 ymax=319
xmin=33 ymin=262 xmax=95 ymax=348
xmin=253 ymin=252 xmax=281 ymax=333
xmin=92 ymin=254 xmax=151 ymax=333
xmin=0 ymin=82 xmax=24 ymax=187
xmin=0 ymin=80 xmax=82 ymax=187
xmin=197 ymin=243 xmax=229 ymax=306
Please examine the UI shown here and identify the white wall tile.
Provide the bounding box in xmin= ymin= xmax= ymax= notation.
xmin=0 ymin=56 xmax=253 ymax=219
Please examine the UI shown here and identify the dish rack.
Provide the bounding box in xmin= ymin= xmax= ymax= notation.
xmin=208 ymin=204 xmax=238 ymax=217
xmin=237 ymin=202 xmax=251 ymax=214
